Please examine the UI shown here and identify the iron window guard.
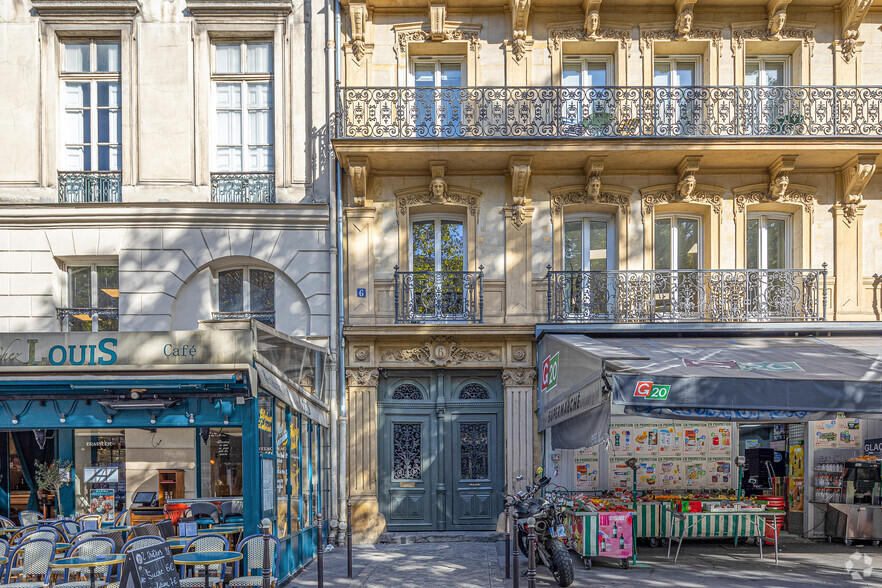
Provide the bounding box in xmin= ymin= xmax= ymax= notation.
xmin=57 ymin=171 xmax=122 ymax=203
xmin=393 ymin=266 xmax=484 ymax=324
xmin=211 ymin=311 xmax=276 ymax=327
xmin=210 ymin=172 xmax=276 ymax=203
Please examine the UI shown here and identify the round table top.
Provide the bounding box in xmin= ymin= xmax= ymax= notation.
xmin=174 ymin=552 xmax=243 ymax=566
xmin=0 ymin=557 xmax=6 ymax=566
xmin=210 ymin=523 xmax=243 ymax=529
xmin=199 ymin=527 xmax=241 ymax=536
xmin=56 ymin=543 xmax=72 ymax=552
xmin=101 ymin=526 xmax=132 ymax=531
xmin=0 ymin=527 xmax=21 ymax=534
xmin=51 ymin=554 xmax=126 ymax=568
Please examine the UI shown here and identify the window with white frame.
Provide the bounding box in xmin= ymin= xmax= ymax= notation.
xmin=213 ymin=41 xmax=274 ymax=172
xmin=653 ymin=57 xmax=699 ymax=87
xmin=654 ymin=215 xmax=701 ymax=270
xmin=563 ymin=214 xmax=616 ymax=318
xmin=562 ymin=57 xmax=612 ymax=127
xmin=60 ymin=40 xmax=121 ymax=172
xmin=745 ymin=56 xmax=793 ymax=134
xmin=411 ymin=58 xmax=464 ymax=135
xmin=65 ymin=264 xmax=119 ymax=332
xmin=746 ymin=213 xmax=790 ymax=269
xmin=409 ymin=214 xmax=467 ymax=318
xmin=216 ymin=268 xmax=275 ymax=325
xmin=745 ymin=56 xmax=789 ymax=87
xmin=653 ymin=57 xmax=701 ymax=133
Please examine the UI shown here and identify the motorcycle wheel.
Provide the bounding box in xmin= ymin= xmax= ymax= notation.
xmin=516 ymin=532 xmax=530 ymax=558
xmin=546 ymin=538 xmax=574 ymax=587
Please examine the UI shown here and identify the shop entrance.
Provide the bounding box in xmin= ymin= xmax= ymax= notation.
xmin=378 ymin=371 xmax=504 ymax=531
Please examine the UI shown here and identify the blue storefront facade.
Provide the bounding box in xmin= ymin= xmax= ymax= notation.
xmin=0 ymin=320 xmax=328 ymax=580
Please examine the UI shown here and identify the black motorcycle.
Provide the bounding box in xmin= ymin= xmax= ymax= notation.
xmin=505 ymin=474 xmax=574 ymax=587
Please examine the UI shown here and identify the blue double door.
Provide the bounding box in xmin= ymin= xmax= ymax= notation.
xmin=378 ymin=371 xmax=503 ymax=531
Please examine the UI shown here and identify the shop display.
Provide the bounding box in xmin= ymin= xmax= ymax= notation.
xmin=563 ymin=510 xmax=634 ymax=568
xmin=813 ymin=459 xmax=845 ymax=503
xmin=574 ymin=447 xmax=599 ymax=491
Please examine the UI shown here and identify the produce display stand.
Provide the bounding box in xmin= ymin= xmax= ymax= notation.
xmin=563 ymin=509 xmax=634 ymax=569
xmin=665 ymin=508 xmax=785 ymax=564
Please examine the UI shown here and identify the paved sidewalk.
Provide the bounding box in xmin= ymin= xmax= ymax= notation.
xmin=288 ymin=536 xmax=882 ymax=587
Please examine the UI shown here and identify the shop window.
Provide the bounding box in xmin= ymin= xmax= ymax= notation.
xmin=73 ymin=430 xmax=126 ymax=521
xmin=302 ymin=420 xmax=312 ymax=526
xmin=275 ymin=402 xmax=288 ymax=538
xmin=63 ymin=264 xmax=119 ymax=332
xmin=258 ymin=393 xmax=274 ymax=455
xmin=198 ymin=428 xmax=243 ymax=498
xmin=289 ymin=414 xmax=301 ymax=533
xmin=216 ymin=267 xmax=275 ymax=326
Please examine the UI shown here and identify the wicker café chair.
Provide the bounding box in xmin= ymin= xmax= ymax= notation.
xmin=0 ymin=540 xmax=9 ymax=579
xmin=112 ymin=510 xmax=129 ymax=526
xmin=75 ymin=514 xmax=103 ymax=530
xmin=17 ymin=511 xmax=43 ymax=528
xmin=69 ymin=530 xmax=100 ymax=543
xmin=53 ymin=537 xmax=115 ymax=588
xmin=0 ymin=538 xmax=55 ymax=588
xmin=0 ymin=517 xmax=15 ymax=529
xmin=179 ymin=534 xmax=228 ymax=588
xmin=11 ymin=529 xmax=60 ymax=578
xmin=52 ymin=520 xmax=80 ymax=541
xmin=229 ymin=534 xmax=281 ymax=588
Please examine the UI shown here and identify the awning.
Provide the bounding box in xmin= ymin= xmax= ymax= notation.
xmin=537 ymin=334 xmax=882 ymax=449
xmin=256 ymin=363 xmax=329 ymax=428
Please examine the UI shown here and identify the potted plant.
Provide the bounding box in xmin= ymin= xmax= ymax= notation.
xmin=581 ymin=111 xmax=616 ymax=136
xmin=35 ymin=460 xmax=73 ymax=518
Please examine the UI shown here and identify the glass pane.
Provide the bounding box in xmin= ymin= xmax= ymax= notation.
xmin=275 ymin=402 xmax=288 ymax=538
xmin=677 ymin=217 xmax=700 ymax=269
xmin=247 ymin=82 xmax=272 ymax=109
xmin=674 ymin=61 xmax=695 ymax=86
xmin=98 ymin=82 xmax=120 ymax=108
xmin=766 ymin=218 xmax=787 ymax=269
xmin=250 ymin=269 xmax=275 ymax=311
xmin=585 ymin=62 xmax=607 ymax=86
xmin=215 ymin=83 xmax=242 ymax=109
xmin=248 ymin=147 xmax=273 ymax=172
xmin=64 ymin=43 xmax=90 ymax=73
xmin=413 ymin=64 xmax=434 ymax=87
xmin=439 ymin=63 xmax=461 ymax=87
xmin=218 ymin=269 xmax=244 ymax=312
xmin=589 ymin=220 xmax=608 ymax=271
xmin=562 ymin=63 xmax=581 ymax=87
xmin=248 ymin=110 xmax=273 ymax=144
xmin=247 ymin=42 xmax=273 ymax=73
xmin=216 ymin=110 xmax=242 ymax=146
xmin=69 ymin=266 xmax=92 ymax=307
xmin=764 ymin=61 xmax=786 ymax=86
xmin=65 ymin=83 xmax=90 ymax=108
xmin=64 ymin=109 xmax=87 ymax=143
xmin=96 ymin=266 xmax=119 ymax=309
xmin=216 ymin=147 xmax=242 ymax=172
xmin=97 ymin=144 xmax=117 ymax=170
xmin=654 ymin=218 xmax=672 ymax=269
xmin=746 ymin=218 xmax=760 ymax=269
xmin=745 ymin=61 xmax=759 ymax=87
xmin=653 ymin=61 xmax=671 ymax=86
xmin=289 ymin=416 xmax=301 ymax=533
xmin=440 ymin=221 xmax=464 ymax=271
xmin=563 ymin=221 xmax=583 ymax=271
xmin=460 ymin=423 xmax=489 ymax=480
xmin=96 ymin=43 xmax=120 ymax=72
xmin=411 ymin=221 xmax=435 ymax=272
xmin=215 ymin=44 xmax=241 ymax=73
xmin=98 ymin=109 xmax=121 ymax=144
xmin=392 ymin=423 xmax=421 ymax=480
xmin=65 ymin=147 xmax=88 ymax=171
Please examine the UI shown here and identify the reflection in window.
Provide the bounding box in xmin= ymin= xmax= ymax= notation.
xmin=276 ymin=402 xmax=288 ymax=538
xmin=747 ymin=214 xmax=789 ymax=269
xmin=66 ymin=265 xmax=119 ymax=332
xmin=654 ymin=216 xmax=700 ymax=270
xmin=217 ymin=267 xmax=275 ymax=325
xmin=289 ymin=415 xmax=301 ymax=533
xmin=198 ymin=429 xmax=242 ymax=498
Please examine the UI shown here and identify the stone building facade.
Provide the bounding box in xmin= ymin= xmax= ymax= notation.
xmin=335 ymin=0 xmax=882 ymax=541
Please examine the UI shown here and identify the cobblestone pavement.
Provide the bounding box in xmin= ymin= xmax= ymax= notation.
xmin=289 ymin=536 xmax=882 ymax=587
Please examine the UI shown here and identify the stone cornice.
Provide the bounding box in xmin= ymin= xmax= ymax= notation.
xmin=0 ymin=203 xmax=329 ymax=229
xmin=186 ymin=0 xmax=293 ymax=18
xmin=31 ymin=0 xmax=142 ymax=23
xmin=549 ymin=184 xmax=631 ymax=217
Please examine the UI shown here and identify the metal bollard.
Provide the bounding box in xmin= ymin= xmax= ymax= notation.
xmin=512 ymin=512 xmax=519 ymax=588
xmin=261 ymin=518 xmax=272 ymax=588
xmin=346 ymin=498 xmax=353 ymax=579
xmin=504 ymin=505 xmax=511 ymax=580
xmin=316 ymin=511 xmax=324 ymax=588
xmin=526 ymin=520 xmax=537 ymax=588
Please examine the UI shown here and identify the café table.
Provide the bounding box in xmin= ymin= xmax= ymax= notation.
xmin=198 ymin=527 xmax=242 ymax=537
xmin=0 ymin=527 xmax=20 ymax=535
xmin=50 ymin=553 xmax=125 ymax=588
xmin=56 ymin=542 xmax=72 ymax=552
xmin=174 ymin=551 xmax=243 ymax=588
xmin=166 ymin=537 xmax=189 ymax=551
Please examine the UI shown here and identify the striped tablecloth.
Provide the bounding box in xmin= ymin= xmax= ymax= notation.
xmin=662 ymin=505 xmax=765 ymax=538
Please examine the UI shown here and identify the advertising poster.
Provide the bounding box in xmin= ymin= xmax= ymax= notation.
xmin=789 ymin=477 xmax=804 ymax=512
xmin=813 ymin=414 xmax=861 ymax=449
xmin=90 ymin=488 xmax=115 ymax=522
xmin=789 ymin=445 xmax=804 ymax=477
xmin=707 ymin=425 xmax=732 ymax=456
xmin=634 ymin=424 xmax=659 ymax=457
xmin=707 ymin=460 xmax=732 ymax=489
xmin=682 ymin=424 xmax=708 ymax=455
xmin=597 ymin=513 xmax=633 ymax=558
xmin=574 ymin=447 xmax=600 ymax=491
xmin=683 ymin=458 xmax=708 ymax=489
xmin=657 ymin=425 xmax=681 ymax=457
xmin=609 ymin=460 xmax=633 ymax=490
xmin=609 ymin=425 xmax=634 ymax=456
xmin=636 ymin=459 xmax=659 ymax=490
xmin=658 ymin=459 xmax=682 ymax=488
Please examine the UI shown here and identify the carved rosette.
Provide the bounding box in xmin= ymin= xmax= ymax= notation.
xmin=549 ymin=189 xmax=630 ymax=218
xmin=381 ymin=336 xmax=501 ymax=367
xmin=502 ymin=368 xmax=537 ymax=387
xmin=547 ymin=24 xmax=631 ymax=56
xmin=345 ymin=367 xmax=379 ymax=388
xmin=641 ymin=187 xmax=723 ymax=220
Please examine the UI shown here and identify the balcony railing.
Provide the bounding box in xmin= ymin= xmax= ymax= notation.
xmin=211 ymin=311 xmax=276 ymax=327
xmin=394 ymin=266 xmax=483 ymax=323
xmin=210 ymin=172 xmax=276 ymax=203
xmin=58 ymin=171 xmax=122 ymax=203
xmin=546 ymin=267 xmax=827 ymax=323
xmin=56 ymin=307 xmax=120 ymax=331
xmin=337 ymin=86 xmax=882 ymax=139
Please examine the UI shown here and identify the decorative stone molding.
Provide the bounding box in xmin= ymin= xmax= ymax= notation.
xmin=395 ymin=164 xmax=481 ymax=220
xmin=766 ymin=0 xmax=792 ymax=38
xmin=675 ymin=0 xmax=697 ymax=39
xmin=547 ymin=21 xmax=631 ymax=56
xmin=506 ymin=205 xmax=534 ymax=229
xmin=511 ymin=346 xmax=528 ymax=362
xmin=733 ymin=182 xmax=816 ymax=223
xmin=583 ymin=0 xmax=603 ymax=36
xmin=641 ymin=183 xmax=724 ymax=220
xmin=768 ymin=155 xmax=797 ymax=200
xmin=393 ymin=22 xmax=483 ymax=57
xmin=509 ymin=156 xmax=533 ymax=207
xmin=353 ymin=346 xmax=371 ymax=362
xmin=584 ymin=157 xmax=606 ymax=199
xmin=380 ymin=336 xmax=501 ymax=367
xmin=349 ymin=2 xmax=370 ymax=63
xmin=639 ymin=22 xmax=723 ymax=56
xmin=346 ymin=367 xmax=379 ymax=387
xmin=549 ymin=184 xmax=631 ymax=217
xmin=31 ymin=0 xmax=142 ymax=22
xmin=840 ymin=0 xmax=873 ymax=62
xmin=347 ymin=156 xmax=370 ymax=207
xmin=510 ymin=0 xmax=532 ymax=63
xmin=430 ymin=2 xmax=446 ymax=41
xmin=185 ymin=0 xmax=292 ymax=18
xmin=503 ymin=368 xmax=537 ymax=387
xmin=731 ymin=21 xmax=815 ymax=55
xmin=676 ymin=156 xmax=702 ymax=201
xmin=838 ymin=153 xmax=877 ymax=225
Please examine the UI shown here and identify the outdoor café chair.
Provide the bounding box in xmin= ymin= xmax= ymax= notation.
xmin=179 ymin=534 xmax=228 ymax=588
xmin=18 ymin=511 xmax=43 ymax=527
xmin=130 ymin=523 xmax=159 ymax=538
xmin=220 ymin=502 xmax=244 ymax=525
xmin=69 ymin=531 xmax=100 ymax=544
xmin=75 ymin=514 xmax=102 ymax=530
xmin=0 ymin=537 xmax=55 ymax=587
xmin=11 ymin=526 xmax=58 ymax=545
xmin=53 ymin=537 xmax=115 ymax=588
xmin=0 ymin=517 xmax=15 ymax=529
xmin=187 ymin=503 xmax=221 ymax=528
xmin=104 ymin=535 xmax=164 ymax=588
xmin=228 ymin=534 xmax=280 ymax=588
xmin=111 ymin=510 xmax=128 ymax=527
xmin=0 ymin=539 xmax=9 ymax=579
xmin=52 ymin=521 xmax=79 ymax=541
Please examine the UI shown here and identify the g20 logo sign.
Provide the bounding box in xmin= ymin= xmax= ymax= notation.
xmin=540 ymin=352 xmax=559 ymax=394
xmin=633 ymin=380 xmax=670 ymax=400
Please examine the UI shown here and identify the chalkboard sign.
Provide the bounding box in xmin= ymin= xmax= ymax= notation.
xmin=118 ymin=543 xmax=181 ymax=588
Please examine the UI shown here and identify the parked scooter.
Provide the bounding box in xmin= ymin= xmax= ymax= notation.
xmin=505 ymin=470 xmax=574 ymax=587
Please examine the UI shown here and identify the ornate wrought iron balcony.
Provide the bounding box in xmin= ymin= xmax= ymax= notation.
xmin=210 ymin=172 xmax=276 ymax=203
xmin=211 ymin=311 xmax=276 ymax=327
xmin=56 ymin=307 xmax=120 ymax=330
xmin=546 ymin=267 xmax=827 ymax=323
xmin=57 ymin=171 xmax=122 ymax=203
xmin=394 ymin=266 xmax=484 ymax=323
xmin=337 ymin=86 xmax=882 ymax=139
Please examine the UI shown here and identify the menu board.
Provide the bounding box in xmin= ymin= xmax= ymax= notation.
xmin=813 ymin=414 xmax=861 ymax=449
xmin=118 ymin=543 xmax=181 ymax=588
xmin=574 ymin=447 xmax=600 ymax=491
xmin=90 ymin=488 xmax=115 ymax=522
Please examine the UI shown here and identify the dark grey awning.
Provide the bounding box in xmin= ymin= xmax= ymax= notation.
xmin=537 ymin=335 xmax=882 ymax=449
